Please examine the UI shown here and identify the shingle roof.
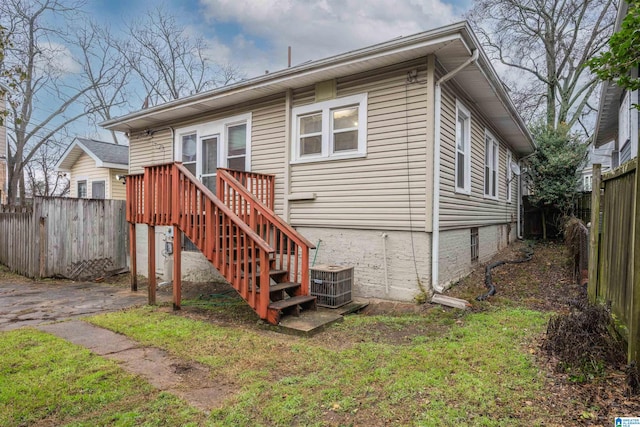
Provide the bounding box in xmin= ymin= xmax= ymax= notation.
xmin=55 ymin=137 xmax=129 ymax=172
xmin=76 ymin=138 xmax=129 ymax=166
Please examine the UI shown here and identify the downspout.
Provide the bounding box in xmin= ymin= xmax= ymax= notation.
xmin=431 ymin=49 xmax=479 ymax=293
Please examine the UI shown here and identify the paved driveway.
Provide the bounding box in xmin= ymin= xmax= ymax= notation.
xmin=0 ymin=281 xmax=153 ymax=331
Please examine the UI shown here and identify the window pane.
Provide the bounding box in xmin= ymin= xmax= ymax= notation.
xmin=485 ymin=167 xmax=490 ymax=195
xmin=202 ymin=176 xmax=216 ymax=193
xmin=457 ymin=152 xmax=465 ymax=188
xmin=300 ymin=113 xmax=322 ymax=134
xmin=334 ymin=130 xmax=358 ymax=152
xmin=492 ymin=170 xmax=497 ymax=196
xmin=227 ymin=156 xmax=246 ymax=171
xmin=301 ymin=135 xmax=322 ymax=155
xmin=182 ymin=134 xmax=197 ymax=162
xmin=457 ymin=116 xmax=465 ymax=151
xmin=202 ymin=137 xmax=218 ymax=175
xmin=333 ymin=107 xmax=358 ymax=130
xmin=228 ymin=124 xmax=246 ymax=156
xmin=184 ymin=163 xmax=196 ymax=176
xmin=92 ymin=181 xmax=105 ymax=199
xmin=78 ymin=181 xmax=87 ymax=198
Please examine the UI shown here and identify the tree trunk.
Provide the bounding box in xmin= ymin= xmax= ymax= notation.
xmin=541 ymin=208 xmax=548 ymax=240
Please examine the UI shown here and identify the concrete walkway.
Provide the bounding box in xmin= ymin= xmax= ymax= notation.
xmin=37 ymin=321 xmax=229 ymax=412
xmin=0 ymin=281 xmax=154 ymax=331
xmin=1 ymin=280 xmax=228 ymax=412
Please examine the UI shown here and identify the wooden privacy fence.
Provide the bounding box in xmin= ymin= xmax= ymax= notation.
xmin=589 ymin=160 xmax=640 ymax=364
xmin=0 ymin=197 xmax=128 ymax=280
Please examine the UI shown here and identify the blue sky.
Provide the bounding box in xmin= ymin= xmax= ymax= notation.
xmin=86 ymin=0 xmax=471 ymax=81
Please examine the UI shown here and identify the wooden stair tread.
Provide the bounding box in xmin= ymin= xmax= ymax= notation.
xmin=269 ymin=269 xmax=288 ymax=277
xmin=269 ymin=295 xmax=316 ymax=310
xmin=269 ymin=282 xmax=300 ymax=293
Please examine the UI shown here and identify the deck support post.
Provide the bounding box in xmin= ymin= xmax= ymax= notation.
xmin=129 ymin=223 xmax=137 ymax=291
xmin=173 ymin=225 xmax=182 ymax=310
xmin=148 ymin=225 xmax=156 ymax=305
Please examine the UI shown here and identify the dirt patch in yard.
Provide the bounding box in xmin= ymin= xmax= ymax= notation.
xmin=446 ymin=240 xmax=640 ymax=425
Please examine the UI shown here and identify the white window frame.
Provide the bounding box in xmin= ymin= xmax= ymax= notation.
xmin=290 ymin=93 xmax=368 ymax=163
xmin=506 ymin=150 xmax=513 ymax=203
xmin=174 ymin=113 xmax=252 ymax=176
xmin=76 ymin=176 xmax=88 ymax=199
xmin=584 ymin=175 xmax=592 ymax=192
xmin=484 ymin=130 xmax=499 ymax=200
xmin=455 ymin=100 xmax=471 ymax=194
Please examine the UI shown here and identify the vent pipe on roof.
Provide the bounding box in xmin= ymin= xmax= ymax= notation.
xmin=432 ymin=49 xmax=479 ymax=294
xmin=288 ymin=46 xmax=292 ymax=68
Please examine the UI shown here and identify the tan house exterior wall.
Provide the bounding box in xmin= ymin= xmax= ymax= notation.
xmin=438 ymin=79 xmax=519 ymax=231
xmin=69 ymin=152 xmax=115 ymax=199
xmin=289 ymin=59 xmax=429 ymax=231
xmin=124 ymin=57 xmax=524 ymax=299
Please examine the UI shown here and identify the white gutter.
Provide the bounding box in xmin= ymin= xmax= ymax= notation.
xmin=432 ymin=49 xmax=479 ymax=293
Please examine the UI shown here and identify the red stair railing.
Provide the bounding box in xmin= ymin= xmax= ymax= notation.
xmin=127 ymin=163 xmax=275 ymax=320
xmin=217 ymin=169 xmax=316 ymax=295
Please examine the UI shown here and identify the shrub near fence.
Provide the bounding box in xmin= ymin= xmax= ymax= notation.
xmin=0 ymin=197 xmax=128 ymax=280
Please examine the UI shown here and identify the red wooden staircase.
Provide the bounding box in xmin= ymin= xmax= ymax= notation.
xmin=125 ymin=162 xmax=316 ymax=324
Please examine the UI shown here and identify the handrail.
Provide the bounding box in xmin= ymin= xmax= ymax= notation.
xmin=217 ymin=169 xmax=314 ymax=291
xmin=217 ymin=169 xmax=315 ymax=249
xmin=217 ymin=168 xmax=275 ymax=210
xmin=173 ymin=163 xmax=274 ymax=253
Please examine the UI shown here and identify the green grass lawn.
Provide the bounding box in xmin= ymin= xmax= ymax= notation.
xmin=0 ymin=328 xmax=205 ymax=427
xmin=86 ymin=305 xmax=551 ymax=426
xmin=0 ymin=303 xmax=554 ymax=426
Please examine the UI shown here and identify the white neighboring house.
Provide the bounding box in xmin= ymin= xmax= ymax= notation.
xmin=101 ymin=22 xmax=535 ymax=299
xmin=55 ymin=138 xmax=128 ymax=200
xmin=593 ymin=1 xmax=639 ymax=166
xmin=580 ymin=141 xmax=615 ymax=192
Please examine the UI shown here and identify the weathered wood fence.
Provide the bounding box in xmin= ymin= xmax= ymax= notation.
xmin=589 ymin=160 xmax=640 ymax=364
xmin=0 ymin=197 xmax=128 ymax=280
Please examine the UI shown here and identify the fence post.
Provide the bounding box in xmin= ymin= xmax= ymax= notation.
xmin=631 ymin=154 xmax=640 ymax=364
xmin=588 ymin=164 xmax=601 ymax=304
xmin=39 ymin=217 xmax=46 ymax=279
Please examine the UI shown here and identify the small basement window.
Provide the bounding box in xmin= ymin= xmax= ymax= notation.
xmin=471 ymin=227 xmax=479 ymax=262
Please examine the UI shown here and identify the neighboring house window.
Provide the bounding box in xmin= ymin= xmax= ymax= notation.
xmin=77 ymin=180 xmax=87 ymax=198
xmin=484 ymin=131 xmax=499 ymax=199
xmin=619 ymin=91 xmax=631 ymax=148
xmin=583 ymin=175 xmax=592 ymax=192
xmin=506 ymin=150 xmax=513 ymax=203
xmin=455 ymin=101 xmax=471 ymax=194
xmin=291 ymin=93 xmax=368 ymax=163
xmin=92 ymin=181 xmax=105 ymax=199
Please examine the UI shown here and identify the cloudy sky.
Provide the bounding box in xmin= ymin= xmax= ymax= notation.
xmin=89 ymin=0 xmax=470 ymax=80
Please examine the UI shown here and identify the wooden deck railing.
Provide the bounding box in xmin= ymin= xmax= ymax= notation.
xmin=127 ymin=163 xmax=275 ymax=319
xmin=218 ymin=168 xmax=275 ymax=211
xmin=217 ymin=169 xmax=315 ymax=294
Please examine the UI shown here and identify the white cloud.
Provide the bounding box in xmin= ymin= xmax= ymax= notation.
xmin=199 ymin=0 xmax=461 ymax=78
xmin=36 ymin=41 xmax=81 ymax=75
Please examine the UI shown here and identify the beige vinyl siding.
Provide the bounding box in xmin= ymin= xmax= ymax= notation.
xmin=69 ymin=153 xmax=110 ymax=198
xmin=109 ymin=169 xmax=128 ymax=200
xmin=439 ymin=81 xmax=519 ymax=230
xmin=250 ymin=96 xmax=287 ymax=216
xmin=128 ymin=129 xmax=173 ymax=174
xmin=290 ymin=59 xmax=429 ymax=231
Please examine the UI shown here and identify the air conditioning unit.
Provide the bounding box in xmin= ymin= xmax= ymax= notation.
xmin=310 ymin=264 xmax=353 ymax=308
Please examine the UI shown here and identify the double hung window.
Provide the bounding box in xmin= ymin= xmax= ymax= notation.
xmin=291 ymin=94 xmax=367 ymax=163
